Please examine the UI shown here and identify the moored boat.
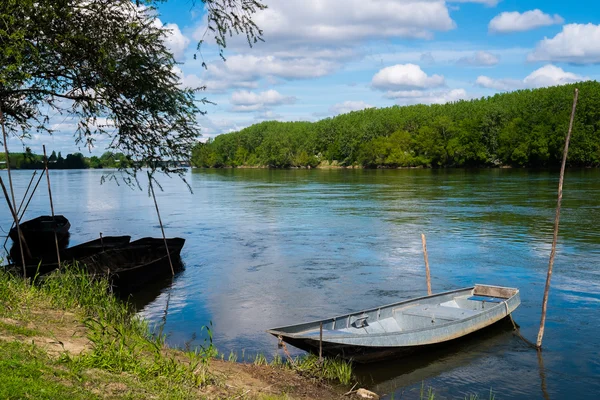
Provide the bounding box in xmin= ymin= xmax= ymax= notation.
xmin=129 ymin=237 xmax=185 ymax=257
xmin=268 ymin=285 xmax=520 ymax=363
xmin=78 ymin=245 xmax=183 ymax=292
xmin=61 ymin=236 xmax=131 ymax=260
xmin=9 ymin=215 xmax=71 ymax=251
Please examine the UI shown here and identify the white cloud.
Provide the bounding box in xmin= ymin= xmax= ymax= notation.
xmin=476 ymin=65 xmax=588 ymax=91
xmin=475 ymin=76 xmax=522 ymax=91
xmin=372 ymin=64 xmax=445 ymax=91
xmin=449 ymin=0 xmax=500 ymax=7
xmin=489 ymin=9 xmax=564 ymax=33
xmin=385 ymin=89 xmax=468 ymax=105
xmin=457 ymin=51 xmax=500 ymax=66
xmin=230 ymin=89 xmax=296 ymax=112
xmin=528 ymin=24 xmax=600 ymax=64
xmin=161 ymin=23 xmax=190 ymax=60
xmin=329 ymin=101 xmax=374 ymax=115
xmin=523 ymin=65 xmax=587 ymax=87
xmin=247 ymin=0 xmax=455 ymax=46
xmin=197 ymin=54 xmax=341 ymax=93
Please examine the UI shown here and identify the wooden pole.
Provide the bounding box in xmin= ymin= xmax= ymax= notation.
xmin=421 ymin=233 xmax=432 ymax=295
xmin=148 ymin=171 xmax=175 ymax=276
xmin=0 ymin=106 xmax=27 ymax=275
xmin=42 ymin=145 xmax=61 ymax=266
xmin=536 ymin=88 xmax=579 ymax=349
xmin=2 ymin=170 xmax=37 ymax=250
xmin=319 ymin=322 xmax=323 ymax=363
xmin=0 ymin=177 xmax=32 ymax=260
xmin=18 ymin=171 xmax=44 ymax=222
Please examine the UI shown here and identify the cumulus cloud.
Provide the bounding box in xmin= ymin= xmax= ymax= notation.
xmin=449 ymin=0 xmax=500 ymax=7
xmin=385 ymin=89 xmax=468 ymax=105
xmin=246 ymin=0 xmax=455 ymax=46
xmin=489 ymin=9 xmax=564 ymax=33
xmin=457 ymin=51 xmax=500 ymax=66
xmin=372 ymin=64 xmax=445 ymax=91
xmin=161 ymin=23 xmax=190 ymax=60
xmin=197 ymin=54 xmax=342 ymax=93
xmin=476 ymin=65 xmax=588 ymax=91
xmin=329 ymin=101 xmax=374 ymax=115
xmin=230 ymin=89 xmax=296 ymax=112
xmin=528 ymin=24 xmax=600 ymax=64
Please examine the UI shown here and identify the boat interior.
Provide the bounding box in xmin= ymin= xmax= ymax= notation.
xmin=291 ymin=285 xmax=518 ymax=337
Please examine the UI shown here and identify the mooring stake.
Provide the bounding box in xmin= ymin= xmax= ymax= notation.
xmin=421 ymin=233 xmax=432 ymax=295
xmin=43 ymin=145 xmax=61 ymax=267
xmin=148 ymin=171 xmax=175 ymax=276
xmin=536 ymin=88 xmax=579 ymax=349
xmin=0 ymin=106 xmax=27 ymax=275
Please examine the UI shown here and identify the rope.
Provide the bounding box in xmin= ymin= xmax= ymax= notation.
xmin=504 ymin=300 xmax=537 ymax=349
xmin=277 ymin=335 xmax=296 ymax=366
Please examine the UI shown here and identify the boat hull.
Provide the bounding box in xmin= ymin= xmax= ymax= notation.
xmin=268 ymin=285 xmax=520 ymax=363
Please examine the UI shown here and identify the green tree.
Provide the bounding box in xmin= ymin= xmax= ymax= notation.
xmin=0 ymin=0 xmax=266 ymax=177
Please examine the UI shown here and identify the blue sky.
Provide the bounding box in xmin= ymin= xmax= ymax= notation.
xmin=19 ymin=0 xmax=600 ymax=154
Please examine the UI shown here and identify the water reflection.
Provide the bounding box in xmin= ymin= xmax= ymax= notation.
xmin=1 ymin=168 xmax=599 ymax=399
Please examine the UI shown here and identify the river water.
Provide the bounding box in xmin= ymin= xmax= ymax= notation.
xmin=1 ymin=168 xmax=598 ymax=399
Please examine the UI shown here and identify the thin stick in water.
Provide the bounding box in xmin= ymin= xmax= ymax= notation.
xmin=0 ymin=177 xmax=32 ymax=260
xmin=43 ymin=145 xmax=61 ymax=267
xmin=421 ymin=233 xmax=432 ymax=295
xmin=319 ymin=322 xmax=323 ymax=363
xmin=0 ymin=106 xmax=27 ymax=275
xmin=536 ymin=88 xmax=579 ymax=349
xmin=148 ymin=171 xmax=175 ymax=276
xmin=2 ymin=170 xmax=37 ymax=251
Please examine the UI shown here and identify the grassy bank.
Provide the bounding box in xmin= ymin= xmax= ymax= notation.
xmin=0 ymin=267 xmax=350 ymax=399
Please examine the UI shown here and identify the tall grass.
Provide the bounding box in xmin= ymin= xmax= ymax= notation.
xmin=292 ymin=354 xmax=353 ymax=385
xmin=0 ymin=265 xmax=216 ymax=387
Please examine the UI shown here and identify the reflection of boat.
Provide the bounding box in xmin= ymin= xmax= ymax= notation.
xmin=9 ymin=215 xmax=71 ymax=250
xmin=268 ymin=285 xmax=520 ymax=363
xmin=354 ymin=318 xmax=516 ymax=390
xmin=79 ymin=245 xmax=183 ymax=292
xmin=129 ymin=237 xmax=185 ymax=257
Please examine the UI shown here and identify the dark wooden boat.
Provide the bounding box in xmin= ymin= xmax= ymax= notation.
xmin=78 ymin=245 xmax=183 ymax=292
xmin=268 ymin=285 xmax=520 ymax=363
xmin=4 ymin=236 xmax=133 ymax=277
xmin=62 ymin=236 xmax=131 ymax=260
xmin=9 ymin=215 xmax=71 ymax=251
xmin=129 ymin=237 xmax=185 ymax=257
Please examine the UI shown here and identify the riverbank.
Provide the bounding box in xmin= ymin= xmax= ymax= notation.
xmin=0 ymin=268 xmax=350 ymax=399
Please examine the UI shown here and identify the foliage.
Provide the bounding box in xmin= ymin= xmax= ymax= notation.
xmin=0 ymin=0 xmax=266 ymax=178
xmin=192 ymin=82 xmax=600 ymax=169
xmin=0 ymin=150 xmax=132 ymax=169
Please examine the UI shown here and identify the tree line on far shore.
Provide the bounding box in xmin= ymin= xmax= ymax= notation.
xmin=191 ymin=82 xmax=600 ymax=169
xmin=0 ymin=150 xmax=132 ymax=170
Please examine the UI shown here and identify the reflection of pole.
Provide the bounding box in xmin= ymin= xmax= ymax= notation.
xmin=43 ymin=145 xmax=61 ymax=266
xmin=0 ymin=106 xmax=27 ymax=275
xmin=537 ymin=349 xmax=551 ymax=400
xmin=537 ymin=89 xmax=579 ymax=349
xmin=148 ymin=171 xmax=174 ymax=276
xmin=421 ymin=234 xmax=432 ymax=295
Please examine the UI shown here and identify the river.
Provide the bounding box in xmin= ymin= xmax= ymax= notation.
xmin=1 ymin=168 xmax=599 ymax=399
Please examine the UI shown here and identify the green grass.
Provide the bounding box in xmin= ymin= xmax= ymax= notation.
xmin=0 ymin=320 xmax=40 ymax=337
xmin=291 ymin=354 xmax=353 ymax=385
xmin=0 ymin=266 xmax=216 ymax=399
